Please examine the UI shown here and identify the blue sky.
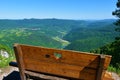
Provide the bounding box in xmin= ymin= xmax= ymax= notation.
xmin=0 ymin=0 xmax=117 ymax=20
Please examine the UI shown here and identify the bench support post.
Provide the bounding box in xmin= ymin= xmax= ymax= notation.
xmin=14 ymin=44 xmax=26 ymax=80
xmin=96 ymin=55 xmax=105 ymax=80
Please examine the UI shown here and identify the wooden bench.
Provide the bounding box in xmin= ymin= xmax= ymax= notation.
xmin=13 ymin=43 xmax=111 ymax=80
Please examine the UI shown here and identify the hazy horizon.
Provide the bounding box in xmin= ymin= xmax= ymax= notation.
xmin=0 ymin=18 xmax=116 ymax=21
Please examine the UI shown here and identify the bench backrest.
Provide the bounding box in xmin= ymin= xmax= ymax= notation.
xmin=14 ymin=44 xmax=111 ymax=80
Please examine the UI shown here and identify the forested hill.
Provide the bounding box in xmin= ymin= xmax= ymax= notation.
xmin=63 ymin=19 xmax=118 ymax=51
xmin=0 ymin=19 xmax=118 ymax=51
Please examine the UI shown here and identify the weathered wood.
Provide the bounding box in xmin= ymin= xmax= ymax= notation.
xmin=14 ymin=44 xmax=26 ymax=80
xmin=21 ymin=44 xmax=111 ymax=69
xmin=13 ymin=43 xmax=112 ymax=80
xmin=96 ymin=55 xmax=105 ymax=80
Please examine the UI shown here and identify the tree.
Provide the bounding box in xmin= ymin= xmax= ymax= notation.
xmin=113 ymin=0 xmax=120 ymax=40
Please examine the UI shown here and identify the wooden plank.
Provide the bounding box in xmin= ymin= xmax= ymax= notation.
xmin=78 ymin=67 xmax=96 ymax=80
xmin=14 ymin=44 xmax=26 ymax=80
xmin=20 ymin=44 xmax=111 ymax=69
xmin=24 ymin=68 xmax=96 ymax=80
xmin=24 ymin=58 xmax=97 ymax=80
xmin=24 ymin=58 xmax=83 ymax=78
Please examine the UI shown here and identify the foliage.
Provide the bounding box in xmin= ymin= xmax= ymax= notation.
xmin=112 ymin=0 xmax=120 ymax=40
xmin=0 ymin=44 xmax=14 ymax=68
xmin=0 ymin=55 xmax=13 ymax=67
xmin=91 ymin=40 xmax=120 ymax=68
xmin=108 ymin=65 xmax=120 ymax=75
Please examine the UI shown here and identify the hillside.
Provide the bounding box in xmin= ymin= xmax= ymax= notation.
xmin=0 ymin=19 xmax=117 ymax=51
xmin=64 ymin=21 xmax=118 ymax=51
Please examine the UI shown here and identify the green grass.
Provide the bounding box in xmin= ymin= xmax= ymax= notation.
xmin=108 ymin=65 xmax=120 ymax=76
xmin=52 ymin=36 xmax=70 ymax=48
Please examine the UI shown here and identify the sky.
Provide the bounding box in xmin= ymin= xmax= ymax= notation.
xmin=0 ymin=0 xmax=117 ymax=20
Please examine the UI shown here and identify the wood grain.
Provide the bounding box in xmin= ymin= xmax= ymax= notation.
xmin=14 ymin=43 xmax=112 ymax=80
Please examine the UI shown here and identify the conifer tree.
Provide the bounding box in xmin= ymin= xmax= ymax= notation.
xmin=113 ymin=0 xmax=120 ymax=40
